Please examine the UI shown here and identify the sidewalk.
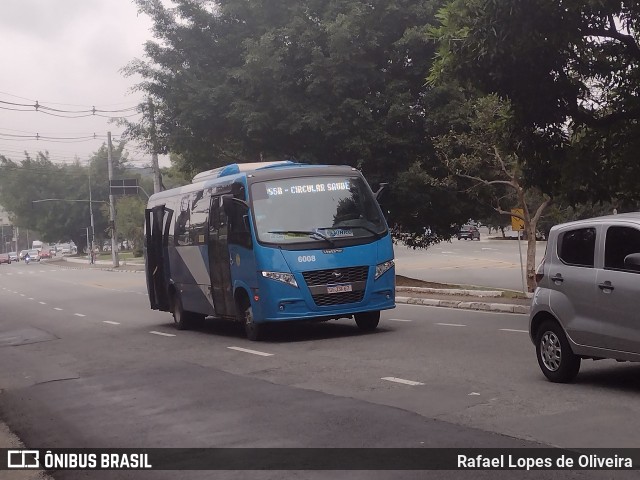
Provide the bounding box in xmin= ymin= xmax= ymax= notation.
xmin=48 ymin=257 xmax=531 ymax=315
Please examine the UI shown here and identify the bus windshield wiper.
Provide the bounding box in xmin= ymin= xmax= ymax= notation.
xmin=267 ymin=230 xmax=336 ymax=247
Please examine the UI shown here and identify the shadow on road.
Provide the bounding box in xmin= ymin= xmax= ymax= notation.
xmin=573 ymin=363 xmax=640 ymax=392
xmin=183 ymin=317 xmax=392 ymax=344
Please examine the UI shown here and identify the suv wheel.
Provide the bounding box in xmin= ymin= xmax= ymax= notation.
xmin=536 ymin=320 xmax=581 ymax=383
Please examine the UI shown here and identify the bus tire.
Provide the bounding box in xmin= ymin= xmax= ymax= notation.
xmin=355 ymin=311 xmax=380 ymax=332
xmin=241 ymin=304 xmax=264 ymax=341
xmin=172 ymin=293 xmax=192 ymax=330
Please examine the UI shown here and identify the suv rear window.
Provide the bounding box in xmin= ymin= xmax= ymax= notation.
xmin=558 ymin=227 xmax=596 ymax=267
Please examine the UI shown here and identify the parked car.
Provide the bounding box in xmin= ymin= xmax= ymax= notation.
xmin=19 ymin=250 xmax=29 ymax=260
xmin=0 ymin=253 xmax=11 ymax=264
xmin=530 ymin=212 xmax=640 ymax=383
xmin=8 ymin=252 xmax=18 ymax=262
xmin=457 ymin=224 xmax=481 ymax=240
xmin=26 ymin=249 xmax=41 ymax=262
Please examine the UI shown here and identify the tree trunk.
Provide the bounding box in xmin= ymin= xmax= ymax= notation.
xmin=525 ymin=224 xmax=537 ymax=292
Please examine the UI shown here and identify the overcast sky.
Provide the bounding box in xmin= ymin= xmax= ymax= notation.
xmin=0 ymin=0 xmax=162 ymax=167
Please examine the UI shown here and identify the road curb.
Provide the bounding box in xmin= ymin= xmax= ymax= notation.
xmin=396 ymin=296 xmax=530 ymax=315
xmin=396 ymin=286 xmax=502 ymax=297
xmin=51 ymin=259 xmax=528 ymax=313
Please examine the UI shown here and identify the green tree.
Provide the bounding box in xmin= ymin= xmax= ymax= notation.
xmin=115 ymin=196 xmax=146 ymax=256
xmin=0 ymin=141 xmax=130 ymax=253
xmin=430 ymin=0 xmax=640 ymax=205
xmin=433 ymin=95 xmax=551 ymax=291
xmin=125 ymin=0 xmax=479 ymax=245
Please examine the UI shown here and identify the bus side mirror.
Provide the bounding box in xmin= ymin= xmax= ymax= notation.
xmin=375 ymin=183 xmax=389 ymax=201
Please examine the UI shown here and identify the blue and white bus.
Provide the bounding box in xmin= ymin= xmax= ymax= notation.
xmin=144 ymin=161 xmax=395 ymax=340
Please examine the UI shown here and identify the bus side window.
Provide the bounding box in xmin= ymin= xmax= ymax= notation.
xmin=227 ymin=199 xmax=252 ymax=249
xmin=175 ymin=194 xmax=191 ymax=246
xmin=190 ymin=190 xmax=210 ymax=245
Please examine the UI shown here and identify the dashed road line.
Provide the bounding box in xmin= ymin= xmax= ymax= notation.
xmin=74 ymin=313 xmax=86 ymax=317
xmin=150 ymin=331 xmax=176 ymax=337
xmin=53 ymin=307 xmax=63 ymax=311
xmin=436 ymin=323 xmax=466 ymax=327
xmin=103 ymin=321 xmax=120 ymax=325
xmin=388 ymin=318 xmax=413 ymax=322
xmin=500 ymin=328 xmax=528 ymax=333
xmin=39 ymin=301 xmax=46 ymax=305
xmin=381 ymin=377 xmax=425 ymax=386
xmin=227 ymin=346 xmax=274 ymax=357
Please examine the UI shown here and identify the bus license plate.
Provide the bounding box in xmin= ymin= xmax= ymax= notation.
xmin=327 ymin=284 xmax=352 ymax=294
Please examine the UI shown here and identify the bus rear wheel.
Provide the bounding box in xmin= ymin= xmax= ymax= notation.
xmin=355 ymin=311 xmax=380 ymax=332
xmin=172 ymin=293 xmax=204 ymax=330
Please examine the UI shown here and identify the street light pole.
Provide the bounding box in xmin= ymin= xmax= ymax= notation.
xmin=89 ymin=167 xmax=95 ymax=260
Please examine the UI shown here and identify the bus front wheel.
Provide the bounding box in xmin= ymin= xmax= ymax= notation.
xmin=355 ymin=311 xmax=380 ymax=332
xmin=241 ymin=303 xmax=264 ymax=341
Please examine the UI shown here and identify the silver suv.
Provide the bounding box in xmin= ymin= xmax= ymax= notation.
xmin=529 ymin=212 xmax=640 ymax=383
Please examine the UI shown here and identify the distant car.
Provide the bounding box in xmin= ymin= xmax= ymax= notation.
xmin=19 ymin=250 xmax=29 ymax=260
xmin=26 ymin=249 xmax=41 ymax=262
xmin=8 ymin=252 xmax=18 ymax=262
xmin=39 ymin=250 xmax=52 ymax=259
xmin=457 ymin=225 xmax=481 ymax=240
xmin=0 ymin=253 xmax=11 ymax=265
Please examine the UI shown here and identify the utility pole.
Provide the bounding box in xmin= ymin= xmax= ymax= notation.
xmin=107 ymin=132 xmax=120 ymax=267
xmin=148 ymin=98 xmax=162 ymax=194
xmin=89 ymin=167 xmax=95 ymax=262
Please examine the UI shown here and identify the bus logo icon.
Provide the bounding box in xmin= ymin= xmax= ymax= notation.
xmin=7 ymin=450 xmax=40 ymax=468
xmin=332 ymin=271 xmax=342 ymax=279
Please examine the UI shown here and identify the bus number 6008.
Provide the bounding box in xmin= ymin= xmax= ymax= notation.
xmin=298 ymin=255 xmax=316 ymax=262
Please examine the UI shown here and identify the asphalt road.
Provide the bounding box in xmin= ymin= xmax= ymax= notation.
xmin=0 ymin=263 xmax=638 ymax=479
xmin=394 ymin=236 xmax=548 ymax=291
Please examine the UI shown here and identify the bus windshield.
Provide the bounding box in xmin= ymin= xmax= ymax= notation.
xmin=250 ymin=175 xmax=386 ymax=246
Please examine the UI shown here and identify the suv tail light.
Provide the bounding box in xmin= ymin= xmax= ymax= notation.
xmin=535 ymin=259 xmax=545 ymax=284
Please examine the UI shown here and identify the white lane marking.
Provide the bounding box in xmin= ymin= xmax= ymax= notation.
xmin=441 ymin=251 xmax=453 ymax=254
xmin=388 ymin=318 xmax=413 ymax=322
xmin=436 ymin=323 xmax=466 ymax=327
xmin=381 ymin=377 xmax=425 ymax=386
xmin=28 ymin=297 xmax=34 ymax=300
xmin=150 ymin=331 xmax=176 ymax=337
xmin=103 ymin=321 xmax=120 ymax=325
xmin=39 ymin=301 xmax=46 ymax=305
xmin=74 ymin=313 xmax=86 ymax=317
xmin=468 ymin=392 xmax=481 ymax=396
xmin=500 ymin=328 xmax=528 ymax=333
xmin=227 ymin=346 xmax=274 ymax=357
xmin=19 ymin=294 xmax=25 ymax=297
xmin=53 ymin=307 xmax=63 ymax=311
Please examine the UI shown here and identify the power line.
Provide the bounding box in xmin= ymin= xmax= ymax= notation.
xmin=0 ymin=99 xmax=139 ymax=114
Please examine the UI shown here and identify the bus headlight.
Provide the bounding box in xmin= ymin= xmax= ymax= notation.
xmin=375 ymin=260 xmax=394 ymax=280
xmin=261 ymin=271 xmax=298 ymax=288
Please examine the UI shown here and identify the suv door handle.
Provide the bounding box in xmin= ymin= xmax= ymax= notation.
xmin=550 ymin=274 xmax=564 ymax=283
xmin=598 ymin=281 xmax=615 ymax=292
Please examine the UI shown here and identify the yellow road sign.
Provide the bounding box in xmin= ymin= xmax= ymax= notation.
xmin=511 ymin=208 xmax=525 ymax=231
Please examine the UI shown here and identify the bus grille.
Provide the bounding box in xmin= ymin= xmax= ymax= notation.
xmin=302 ymin=266 xmax=369 ymax=306
xmin=302 ymin=266 xmax=369 ymax=286
xmin=312 ymin=290 xmax=365 ymax=306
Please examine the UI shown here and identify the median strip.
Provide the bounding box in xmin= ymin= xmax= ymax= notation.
xmin=381 ymin=377 xmax=424 ymax=386
xmin=227 ymin=346 xmax=273 ymax=357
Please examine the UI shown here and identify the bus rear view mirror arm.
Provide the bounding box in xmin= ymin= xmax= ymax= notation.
xmin=222 ymin=195 xmax=249 ymax=216
xmin=375 ymin=183 xmax=389 ymax=201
